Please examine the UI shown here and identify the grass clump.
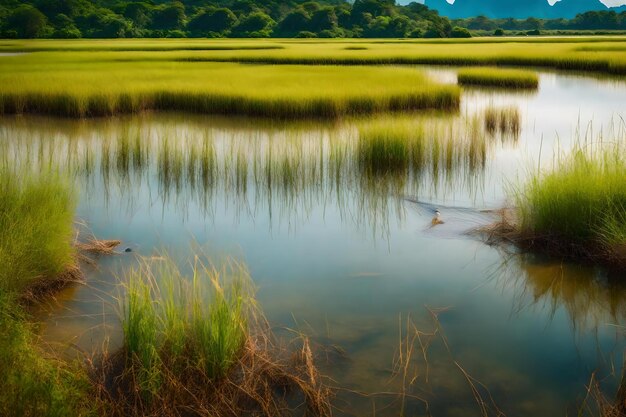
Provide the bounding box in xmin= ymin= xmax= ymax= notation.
xmin=99 ymin=254 xmax=331 ymax=416
xmin=504 ymin=143 xmax=626 ymax=266
xmin=0 ymin=166 xmax=77 ymax=297
xmin=457 ymin=67 xmax=539 ymax=89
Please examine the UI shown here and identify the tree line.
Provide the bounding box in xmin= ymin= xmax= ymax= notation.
xmin=0 ymin=0 xmax=624 ymax=40
xmin=0 ymin=0 xmax=459 ymax=39
xmin=454 ymin=11 xmax=626 ymax=33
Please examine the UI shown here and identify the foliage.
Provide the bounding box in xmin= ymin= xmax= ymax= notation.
xmin=0 ymin=0 xmax=456 ymax=38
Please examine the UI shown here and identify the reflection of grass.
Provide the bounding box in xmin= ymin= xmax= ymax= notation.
xmin=484 ymin=105 xmax=521 ymax=137
xmin=1 ymin=113 xmax=500 ymax=236
xmin=499 ymin=254 xmax=626 ymax=332
xmin=458 ymin=68 xmax=539 ymax=89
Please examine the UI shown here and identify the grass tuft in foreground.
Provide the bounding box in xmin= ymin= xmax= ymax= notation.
xmin=0 ymin=294 xmax=93 ymax=417
xmin=0 ymin=166 xmax=94 ymax=417
xmin=457 ymin=67 xmax=539 ymax=89
xmin=490 ymin=140 xmax=626 ymax=267
xmin=96 ymin=254 xmax=332 ymax=416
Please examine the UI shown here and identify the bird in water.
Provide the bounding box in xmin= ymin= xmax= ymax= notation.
xmin=431 ymin=209 xmax=445 ymax=226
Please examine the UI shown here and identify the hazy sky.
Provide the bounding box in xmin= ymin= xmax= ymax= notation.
xmin=440 ymin=0 xmax=626 ymax=5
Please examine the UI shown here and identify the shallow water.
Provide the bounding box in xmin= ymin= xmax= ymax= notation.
xmin=4 ymin=67 xmax=626 ymax=416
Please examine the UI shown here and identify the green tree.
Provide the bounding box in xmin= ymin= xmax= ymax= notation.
xmin=124 ymin=2 xmax=153 ymax=29
xmin=188 ymin=8 xmax=237 ymax=36
xmin=233 ymin=11 xmax=275 ymax=37
xmin=277 ymin=9 xmax=311 ymax=37
xmin=6 ymin=5 xmax=49 ymax=38
xmin=450 ymin=26 xmax=471 ymax=38
xmin=151 ymin=1 xmax=185 ymax=31
xmin=309 ymin=7 xmax=337 ymax=32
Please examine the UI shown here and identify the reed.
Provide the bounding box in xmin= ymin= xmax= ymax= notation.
xmin=457 ymin=68 xmax=539 ymax=89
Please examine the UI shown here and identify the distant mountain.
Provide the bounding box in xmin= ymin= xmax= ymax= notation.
xmin=417 ymin=0 xmax=619 ymax=19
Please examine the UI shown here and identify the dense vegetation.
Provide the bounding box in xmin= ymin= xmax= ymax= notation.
xmin=453 ymin=10 xmax=626 ymax=35
xmin=1 ymin=0 xmax=626 ymax=39
xmin=0 ymin=0 xmax=454 ymax=39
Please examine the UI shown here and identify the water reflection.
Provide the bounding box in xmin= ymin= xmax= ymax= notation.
xmin=496 ymin=253 xmax=626 ymax=333
xmin=0 ymin=112 xmax=515 ymax=237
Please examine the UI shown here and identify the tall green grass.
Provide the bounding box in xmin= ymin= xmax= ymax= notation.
xmin=2 ymin=39 xmax=626 ymax=75
xmin=513 ymin=142 xmax=626 ymax=263
xmin=458 ymin=68 xmax=539 ymax=89
xmin=120 ymin=255 xmax=253 ymax=401
xmin=0 ymin=166 xmax=76 ymax=295
xmin=0 ymin=56 xmax=459 ymax=118
xmin=0 ymin=164 xmax=91 ymax=417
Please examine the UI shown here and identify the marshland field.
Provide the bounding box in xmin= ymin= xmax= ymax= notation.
xmin=3 ymin=37 xmax=626 ymax=417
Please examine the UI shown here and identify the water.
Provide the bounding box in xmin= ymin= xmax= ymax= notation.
xmin=3 ymin=67 xmax=626 ymax=416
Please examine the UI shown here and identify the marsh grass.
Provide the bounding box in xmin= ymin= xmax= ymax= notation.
xmin=0 ymin=166 xmax=78 ymax=297
xmin=0 ymin=293 xmax=93 ymax=417
xmin=458 ymin=68 xmax=539 ymax=89
xmin=0 ymin=57 xmax=459 ymax=119
xmin=487 ymin=137 xmax=626 ymax=267
xmin=96 ymin=254 xmax=332 ymax=417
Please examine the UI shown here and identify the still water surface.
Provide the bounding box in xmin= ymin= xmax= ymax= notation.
xmin=2 ymin=67 xmax=626 ymax=416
